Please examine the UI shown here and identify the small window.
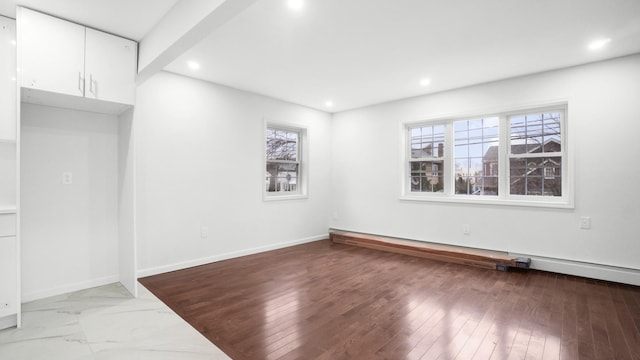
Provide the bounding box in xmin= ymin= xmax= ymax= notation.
xmin=265 ymin=123 xmax=307 ymax=200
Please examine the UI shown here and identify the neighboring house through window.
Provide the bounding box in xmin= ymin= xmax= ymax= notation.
xmin=508 ymin=112 xmax=563 ymax=196
xmin=409 ymin=124 xmax=445 ymax=193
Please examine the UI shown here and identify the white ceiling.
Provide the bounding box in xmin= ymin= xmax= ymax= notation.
xmin=2 ymin=0 xmax=640 ymax=113
xmin=165 ymin=0 xmax=640 ymax=112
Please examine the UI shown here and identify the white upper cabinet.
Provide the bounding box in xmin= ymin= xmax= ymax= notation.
xmin=85 ymin=28 xmax=136 ymax=105
xmin=0 ymin=16 xmax=17 ymax=141
xmin=17 ymin=7 xmax=137 ymax=107
xmin=18 ymin=8 xmax=85 ymax=98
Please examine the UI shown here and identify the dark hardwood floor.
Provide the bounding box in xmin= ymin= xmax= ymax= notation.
xmin=139 ymin=240 xmax=640 ymax=360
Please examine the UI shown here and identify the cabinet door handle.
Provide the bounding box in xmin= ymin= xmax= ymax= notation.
xmin=89 ymin=74 xmax=96 ymax=96
xmin=78 ymin=72 xmax=84 ymax=95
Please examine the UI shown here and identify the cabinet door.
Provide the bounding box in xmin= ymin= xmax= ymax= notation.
xmin=0 ymin=16 xmax=16 ymax=141
xmin=18 ymin=8 xmax=85 ymax=97
xmin=85 ymin=28 xmax=137 ymax=105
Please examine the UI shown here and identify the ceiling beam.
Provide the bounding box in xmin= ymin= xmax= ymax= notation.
xmin=136 ymin=0 xmax=258 ymax=85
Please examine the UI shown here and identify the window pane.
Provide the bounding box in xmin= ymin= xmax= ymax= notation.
xmin=410 ymin=161 xmax=443 ymax=192
xmin=510 ymin=112 xmax=561 ymax=154
xmin=266 ymin=128 xmax=298 ymax=161
xmin=453 ymin=117 xmax=499 ymax=195
xmin=509 ymin=157 xmax=561 ymax=196
xmin=455 ymin=145 xmax=469 ymax=158
xmin=410 ymin=124 xmax=445 ymax=159
xmin=266 ymin=162 xmax=298 ymax=192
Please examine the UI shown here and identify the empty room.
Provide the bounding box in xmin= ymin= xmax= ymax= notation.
xmin=1 ymin=0 xmax=639 ymax=359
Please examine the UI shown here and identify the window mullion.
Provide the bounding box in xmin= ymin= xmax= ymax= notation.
xmin=268 ymin=159 xmax=299 ymax=165
xmin=444 ymin=122 xmax=453 ymax=195
xmin=499 ymin=115 xmax=509 ymax=199
xmin=510 ymin=152 xmax=562 ymax=159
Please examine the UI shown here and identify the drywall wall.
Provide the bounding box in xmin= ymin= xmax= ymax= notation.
xmin=331 ymin=54 xmax=640 ymax=279
xmin=21 ymin=104 xmax=119 ymax=301
xmin=134 ymin=72 xmax=332 ymax=275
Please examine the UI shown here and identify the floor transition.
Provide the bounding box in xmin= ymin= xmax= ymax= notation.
xmin=0 ymin=283 xmax=230 ymax=359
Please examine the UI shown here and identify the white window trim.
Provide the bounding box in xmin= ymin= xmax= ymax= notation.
xmin=400 ymin=104 xmax=573 ymax=209
xmin=263 ymin=120 xmax=309 ymax=201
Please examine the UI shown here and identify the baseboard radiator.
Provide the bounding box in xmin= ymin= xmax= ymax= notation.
xmin=330 ymin=230 xmax=530 ymax=271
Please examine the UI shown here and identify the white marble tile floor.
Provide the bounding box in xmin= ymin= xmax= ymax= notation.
xmin=0 ymin=283 xmax=231 ymax=360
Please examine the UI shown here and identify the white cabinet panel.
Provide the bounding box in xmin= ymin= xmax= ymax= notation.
xmin=0 ymin=143 xmax=16 ymax=207
xmin=0 ymin=16 xmax=17 ymax=141
xmin=0 ymin=213 xmax=16 ymax=237
xmin=0 ymin=236 xmax=17 ymax=321
xmin=18 ymin=7 xmax=85 ymax=98
xmin=85 ymin=28 xmax=136 ymax=105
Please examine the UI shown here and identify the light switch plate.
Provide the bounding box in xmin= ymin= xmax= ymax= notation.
xmin=579 ymin=216 xmax=591 ymax=230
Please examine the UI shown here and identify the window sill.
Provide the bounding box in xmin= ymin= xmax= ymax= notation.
xmin=399 ymin=194 xmax=573 ymax=209
xmin=263 ymin=193 xmax=308 ymax=202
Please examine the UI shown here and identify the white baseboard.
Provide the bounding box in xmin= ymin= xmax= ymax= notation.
xmin=0 ymin=314 xmax=17 ymax=330
xmin=137 ymin=234 xmax=328 ymax=278
xmin=510 ymin=253 xmax=640 ymax=286
xmin=21 ymin=275 xmax=119 ymax=303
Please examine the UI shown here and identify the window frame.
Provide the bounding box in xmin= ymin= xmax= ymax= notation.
xmin=263 ymin=121 xmax=308 ymax=201
xmin=400 ymin=104 xmax=572 ymax=208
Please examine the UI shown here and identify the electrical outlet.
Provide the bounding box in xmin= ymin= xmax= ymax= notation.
xmin=201 ymin=226 xmax=209 ymax=238
xmin=62 ymin=172 xmax=73 ymax=185
xmin=579 ymin=216 xmax=591 ymax=230
xmin=463 ymin=224 xmax=470 ymax=235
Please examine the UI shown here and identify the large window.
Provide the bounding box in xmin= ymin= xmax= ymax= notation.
xmin=403 ymin=105 xmax=569 ymax=207
xmin=265 ymin=123 xmax=307 ymax=200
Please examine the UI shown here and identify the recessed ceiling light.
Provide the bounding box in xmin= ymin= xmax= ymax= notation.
xmin=588 ymin=38 xmax=611 ymax=51
xmin=325 ymin=100 xmax=333 ymax=108
xmin=419 ymin=78 xmax=431 ymax=87
xmin=288 ymin=0 xmax=304 ymax=11
xmin=187 ymin=61 xmax=200 ymax=70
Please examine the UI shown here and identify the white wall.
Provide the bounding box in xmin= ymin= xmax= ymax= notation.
xmin=134 ymin=72 xmax=332 ymax=275
xmin=21 ymin=104 xmax=119 ymax=301
xmin=331 ymin=55 xmax=640 ymax=279
xmin=18 ymin=54 xmax=640 ymax=296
